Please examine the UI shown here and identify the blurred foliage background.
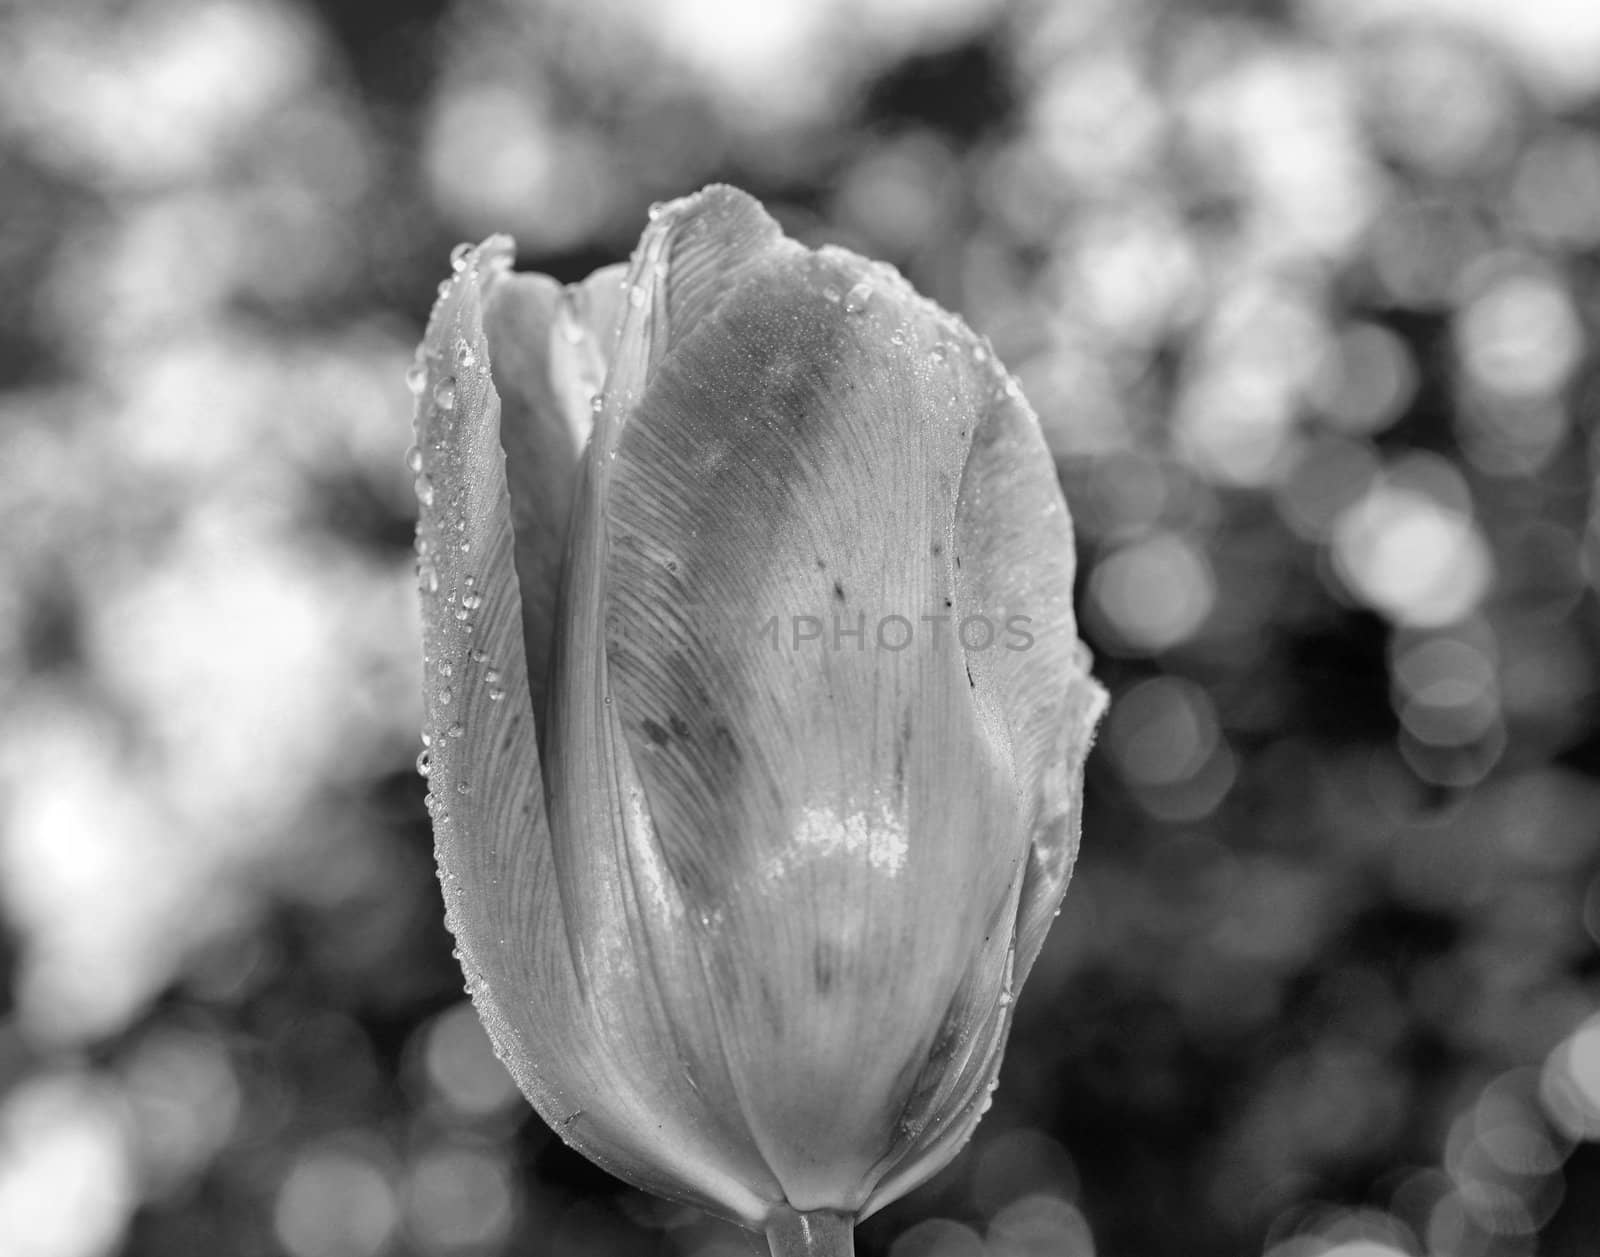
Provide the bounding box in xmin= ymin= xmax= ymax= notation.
xmin=1 ymin=0 xmax=1599 ymax=1254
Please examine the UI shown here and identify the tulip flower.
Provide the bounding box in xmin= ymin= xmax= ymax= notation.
xmin=409 ymin=185 xmax=1105 ymax=1256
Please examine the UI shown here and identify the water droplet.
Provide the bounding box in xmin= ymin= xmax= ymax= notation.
xmin=844 ymin=282 xmax=872 ymax=314
xmin=929 ymin=343 xmax=949 ymax=364
xmin=1002 ymin=378 xmax=1021 ymax=399
xmin=454 ymin=338 xmax=477 ymax=369
xmin=436 ymin=278 xmax=453 ymax=298
xmin=890 ymin=327 xmax=906 ymax=346
xmin=413 ymin=473 xmax=435 ymax=506
xmin=453 ymin=606 xmax=471 ymax=622
xmin=972 ymin=343 xmax=988 ymax=364
xmin=447 ymin=722 xmax=465 ymax=738
xmin=406 ymin=362 xmax=428 ymax=395
xmin=438 ymin=661 xmax=453 ymax=678
xmin=628 ymin=284 xmax=646 ymax=309
xmin=456 ymin=780 xmax=472 ymax=796
xmin=488 ymin=687 xmax=505 ymax=702
xmin=416 ymin=748 xmax=432 ymax=777
xmin=461 ymin=592 xmax=483 ymax=611
xmin=647 ymin=200 xmax=665 ymax=221
xmin=449 ymin=242 xmax=473 ymax=271
xmin=998 ymin=988 xmax=1013 ymax=1008
xmin=470 ymin=649 xmax=489 ymax=663
xmin=421 ymin=730 xmax=433 ymax=747
xmin=433 ymin=377 xmax=457 ymax=410
xmin=483 ymin=668 xmax=501 ymax=685
xmin=404 ymin=444 xmax=424 ymax=472
xmin=822 ymin=285 xmax=842 ymax=304
xmin=418 ymin=563 xmax=438 ymax=594
xmin=439 ymin=687 xmax=454 ymax=705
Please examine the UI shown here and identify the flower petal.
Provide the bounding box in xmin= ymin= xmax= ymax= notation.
xmin=416 ymin=239 xmax=780 ymax=1226
xmin=483 ymin=262 xmax=625 ymax=725
xmin=596 ymin=189 xmax=1042 ymax=1212
xmin=951 ymin=385 xmax=1109 ymax=987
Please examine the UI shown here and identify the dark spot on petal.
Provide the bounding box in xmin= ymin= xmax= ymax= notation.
xmin=669 ymin=714 xmax=691 ymax=739
xmin=931 ymin=541 xmax=942 ymax=557
xmin=642 ymin=717 xmax=670 ymax=747
xmin=833 ymin=579 xmax=846 ymax=603
xmin=966 ymin=663 xmax=976 ymax=688
xmin=943 ymin=597 xmax=953 ymax=609
xmin=813 ymin=944 xmax=836 ymax=995
xmin=816 ymin=556 xmax=827 ymax=569
xmin=759 ymin=976 xmax=782 ymax=1032
xmin=711 ymin=722 xmax=741 ymax=765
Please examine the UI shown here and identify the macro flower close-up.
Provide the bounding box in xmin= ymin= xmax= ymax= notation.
xmin=5 ymin=1 xmax=1600 ymax=1255
xmin=409 ymin=185 xmax=1105 ymax=1255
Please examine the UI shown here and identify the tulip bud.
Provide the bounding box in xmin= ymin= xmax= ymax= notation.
xmin=409 ymin=185 xmax=1105 ymax=1256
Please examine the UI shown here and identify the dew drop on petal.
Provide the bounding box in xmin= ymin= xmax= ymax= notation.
xmin=416 ymin=748 xmax=433 ymax=777
xmin=844 ymin=282 xmax=873 ymax=314
xmin=454 ymin=338 xmax=477 ymax=369
xmin=413 ymin=473 xmax=435 ymax=506
xmin=439 ymin=687 xmax=453 ymax=705
xmin=406 ymin=362 xmax=428 ymax=395
xmin=438 ymin=661 xmax=452 ymax=678
xmin=436 ymin=279 xmax=453 ymax=299
xmin=456 ymin=780 xmax=472 ymax=795
xmin=461 ymin=592 xmax=483 ymax=611
xmin=449 ymin=242 xmax=473 ymax=271
xmin=822 ymin=285 xmax=842 ymax=304
xmin=483 ymin=668 xmax=501 ymax=685
xmin=434 ymin=377 xmax=458 ymax=410
xmin=647 ymin=200 xmax=665 ymax=221
xmin=405 ymin=444 xmax=424 ymax=472
xmin=447 ymin=722 xmax=465 ymax=738
xmin=470 ymin=649 xmax=489 ymax=663
xmin=418 ymin=563 xmax=438 ymax=594
xmin=628 ymin=284 xmax=647 ymax=308
xmin=488 ymin=688 xmax=505 ymax=702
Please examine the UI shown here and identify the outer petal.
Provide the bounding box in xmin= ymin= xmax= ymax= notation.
xmin=952 ymin=382 xmax=1109 ymax=987
xmin=415 ymin=238 xmax=781 ymax=1227
xmin=594 ymin=189 xmax=1044 ymax=1212
xmin=862 ymin=373 xmax=1109 ymax=1218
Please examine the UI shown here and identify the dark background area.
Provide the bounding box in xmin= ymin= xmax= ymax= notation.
xmin=1 ymin=0 xmax=1599 ymax=1255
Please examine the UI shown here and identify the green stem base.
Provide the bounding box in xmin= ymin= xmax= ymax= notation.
xmin=764 ymin=1206 xmax=855 ymax=1257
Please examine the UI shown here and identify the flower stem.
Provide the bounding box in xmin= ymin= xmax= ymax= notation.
xmin=764 ymin=1206 xmax=855 ymax=1257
